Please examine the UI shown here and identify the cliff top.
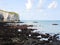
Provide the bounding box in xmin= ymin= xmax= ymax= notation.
xmin=0 ymin=10 xmax=19 ymax=16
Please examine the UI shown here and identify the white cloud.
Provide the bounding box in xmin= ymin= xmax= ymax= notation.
xmin=48 ymin=1 xmax=57 ymax=9
xmin=37 ymin=0 xmax=44 ymax=9
xmin=25 ymin=0 xmax=32 ymax=10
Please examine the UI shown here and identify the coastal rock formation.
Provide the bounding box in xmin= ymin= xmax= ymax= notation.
xmin=0 ymin=10 xmax=19 ymax=22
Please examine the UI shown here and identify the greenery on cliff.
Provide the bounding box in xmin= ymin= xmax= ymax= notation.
xmin=0 ymin=10 xmax=20 ymax=22
xmin=9 ymin=12 xmax=18 ymax=16
xmin=0 ymin=10 xmax=19 ymax=16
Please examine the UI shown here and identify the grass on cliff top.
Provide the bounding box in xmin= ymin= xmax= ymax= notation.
xmin=0 ymin=10 xmax=8 ymax=12
xmin=9 ymin=12 xmax=19 ymax=16
xmin=0 ymin=10 xmax=19 ymax=16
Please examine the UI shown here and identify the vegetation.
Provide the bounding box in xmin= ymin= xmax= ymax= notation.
xmin=9 ymin=12 xmax=19 ymax=16
xmin=0 ymin=10 xmax=19 ymax=16
xmin=0 ymin=10 xmax=8 ymax=12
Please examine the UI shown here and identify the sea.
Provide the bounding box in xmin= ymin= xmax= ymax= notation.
xmin=20 ymin=20 xmax=60 ymax=35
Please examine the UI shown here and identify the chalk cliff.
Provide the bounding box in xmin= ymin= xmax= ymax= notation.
xmin=0 ymin=10 xmax=20 ymax=22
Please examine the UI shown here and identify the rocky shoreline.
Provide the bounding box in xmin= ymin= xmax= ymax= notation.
xmin=0 ymin=22 xmax=60 ymax=45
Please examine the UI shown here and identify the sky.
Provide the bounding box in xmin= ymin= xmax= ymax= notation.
xmin=0 ymin=0 xmax=60 ymax=20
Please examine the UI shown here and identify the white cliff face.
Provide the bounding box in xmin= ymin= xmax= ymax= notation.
xmin=0 ymin=11 xmax=8 ymax=21
xmin=3 ymin=12 xmax=9 ymax=21
xmin=7 ymin=13 xmax=19 ymax=22
xmin=0 ymin=10 xmax=19 ymax=22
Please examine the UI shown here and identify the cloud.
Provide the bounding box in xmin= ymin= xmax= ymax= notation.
xmin=48 ymin=1 xmax=57 ymax=9
xmin=37 ymin=0 xmax=44 ymax=9
xmin=25 ymin=0 xmax=32 ymax=10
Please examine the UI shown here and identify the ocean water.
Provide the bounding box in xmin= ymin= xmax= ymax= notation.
xmin=20 ymin=20 xmax=60 ymax=34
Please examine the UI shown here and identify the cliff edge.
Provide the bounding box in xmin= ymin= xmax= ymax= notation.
xmin=0 ymin=10 xmax=20 ymax=22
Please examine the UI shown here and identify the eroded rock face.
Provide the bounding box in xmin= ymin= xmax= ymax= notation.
xmin=0 ymin=10 xmax=19 ymax=22
xmin=0 ymin=14 xmax=4 ymax=21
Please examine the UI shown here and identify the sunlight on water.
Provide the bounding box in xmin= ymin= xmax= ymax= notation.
xmin=20 ymin=20 xmax=60 ymax=34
